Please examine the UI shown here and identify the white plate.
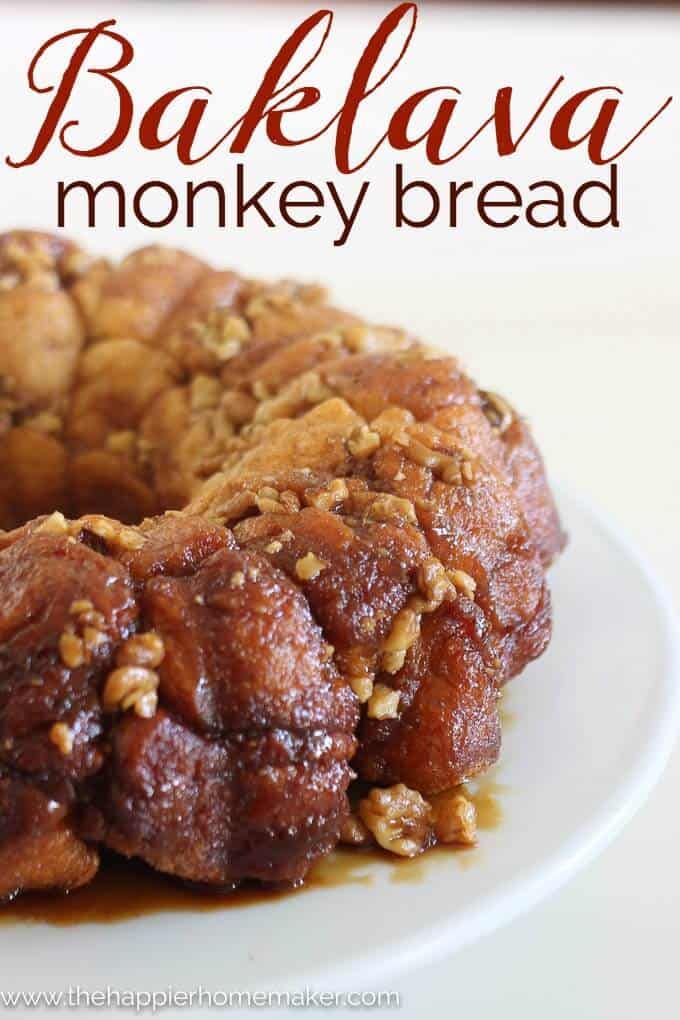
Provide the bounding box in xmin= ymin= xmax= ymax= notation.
xmin=2 ymin=488 xmax=679 ymax=998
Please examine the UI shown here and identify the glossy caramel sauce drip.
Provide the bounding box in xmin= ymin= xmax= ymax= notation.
xmin=0 ymin=775 xmax=504 ymax=926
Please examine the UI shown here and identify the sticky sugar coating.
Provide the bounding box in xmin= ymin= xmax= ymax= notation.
xmin=0 ymin=231 xmax=564 ymax=899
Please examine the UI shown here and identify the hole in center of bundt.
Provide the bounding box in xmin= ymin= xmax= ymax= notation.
xmin=0 ymin=431 xmax=177 ymax=533
xmin=67 ymin=450 xmax=178 ymax=528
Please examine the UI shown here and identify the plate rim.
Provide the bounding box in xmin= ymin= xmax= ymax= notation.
xmin=3 ymin=487 xmax=679 ymax=995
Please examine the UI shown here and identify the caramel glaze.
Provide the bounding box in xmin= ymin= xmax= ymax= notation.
xmin=0 ymin=775 xmax=504 ymax=926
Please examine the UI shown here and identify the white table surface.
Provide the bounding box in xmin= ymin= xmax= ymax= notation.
xmin=1 ymin=3 xmax=679 ymax=1017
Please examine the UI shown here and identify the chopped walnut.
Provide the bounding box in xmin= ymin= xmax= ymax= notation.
xmin=368 ymin=494 xmax=418 ymax=525
xmin=382 ymin=608 xmax=421 ymax=670
xmin=26 ymin=411 xmax=62 ymax=435
xmin=254 ymin=485 xmax=282 ymax=513
xmin=406 ymin=437 xmax=441 ymax=469
xmin=341 ymin=324 xmax=412 ymax=355
xmin=340 ymin=325 xmax=371 ymax=353
xmin=58 ymin=631 xmax=85 ymax=669
xmin=381 ymin=649 xmax=406 ymax=674
xmin=339 ymin=812 xmax=373 ymax=847
xmin=417 ymin=558 xmax=456 ymax=607
xmin=69 ymin=599 xmax=94 ymax=616
xmin=2 ymin=237 xmax=58 ymax=290
xmin=304 ymin=477 xmax=349 ymax=512
xmin=229 ymin=570 xmax=246 ymax=589
xmin=80 ymin=516 xmax=115 ymax=541
xmin=461 ymin=460 xmax=475 ymax=482
xmin=480 ymin=390 xmax=514 ymax=435
xmin=348 ymin=675 xmax=374 ymax=703
xmin=82 ymin=626 xmax=106 ymax=652
xmin=106 ymin=430 xmax=138 ymax=457
xmin=367 ymin=683 xmax=401 ymax=719
xmin=102 ymin=666 xmax=160 ymax=718
xmin=252 ymin=381 xmax=274 ymax=405
xmin=254 ymin=371 xmax=333 ymax=425
xmin=190 ymin=310 xmax=250 ymax=362
xmin=433 ymin=792 xmax=478 ymax=846
xmin=36 ymin=512 xmax=68 ymax=536
xmin=358 ymin=784 xmax=433 ymax=857
xmin=448 ymin=568 xmax=477 ymax=600
xmin=49 ymin=722 xmax=74 ymax=756
xmin=77 ymin=609 xmax=105 ymax=629
xmin=370 ymin=407 xmax=415 ymax=443
xmin=245 ymin=280 xmax=326 ymax=320
xmin=265 ymin=539 xmax=283 ymax=554
xmin=279 ymin=490 xmax=301 ymax=513
xmin=295 ymin=552 xmax=328 ymax=581
xmin=117 ymin=632 xmax=165 ymax=670
xmin=397 ymin=429 xmax=477 ymax=489
xmin=78 ymin=516 xmax=146 ymax=551
xmin=440 ymin=460 xmax=462 ymax=485
xmin=348 ymin=425 xmax=381 ymax=459
xmin=383 ymin=607 xmax=420 ymax=659
xmin=438 ymin=444 xmax=477 ymax=486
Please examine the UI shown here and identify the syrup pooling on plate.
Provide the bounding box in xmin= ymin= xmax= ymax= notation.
xmin=0 ymin=774 xmax=505 ymax=926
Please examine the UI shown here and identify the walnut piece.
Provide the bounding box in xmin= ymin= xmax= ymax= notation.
xmin=358 ymin=784 xmax=433 ymax=857
xmin=382 ymin=606 xmax=420 ymax=673
xmin=102 ymin=666 xmax=160 ymax=718
xmin=49 ymin=722 xmax=74 ymax=756
xmin=58 ymin=631 xmax=85 ymax=669
xmin=348 ymin=675 xmax=374 ymax=703
xmin=367 ymin=683 xmax=401 ymax=719
xmin=339 ymin=813 xmax=372 ymax=847
xmin=116 ymin=632 xmax=165 ymax=670
xmin=368 ymin=494 xmax=417 ymax=525
xmin=448 ymin=568 xmax=477 ymax=600
xmin=295 ymin=552 xmax=328 ymax=581
xmin=348 ymin=425 xmax=381 ymax=459
xmin=432 ymin=792 xmax=478 ymax=846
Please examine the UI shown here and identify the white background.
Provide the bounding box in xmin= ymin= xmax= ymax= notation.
xmin=1 ymin=2 xmax=679 ymax=1017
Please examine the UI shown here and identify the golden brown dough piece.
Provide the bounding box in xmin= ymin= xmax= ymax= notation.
xmin=0 ymin=513 xmax=357 ymax=899
xmin=0 ymin=231 xmax=565 ymax=896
